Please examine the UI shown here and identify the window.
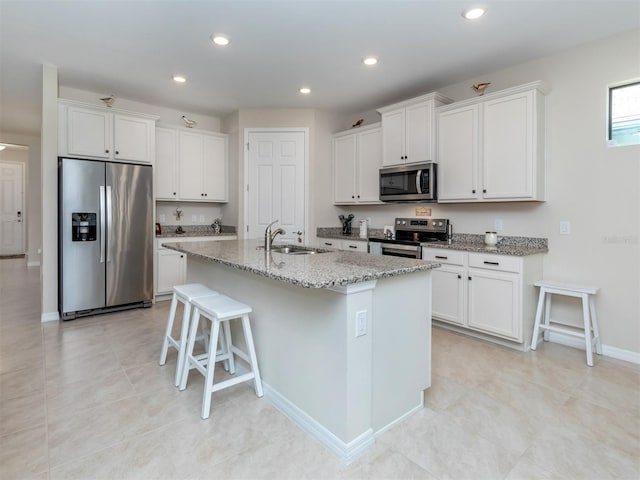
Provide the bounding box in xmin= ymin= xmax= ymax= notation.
xmin=608 ymin=81 xmax=640 ymax=147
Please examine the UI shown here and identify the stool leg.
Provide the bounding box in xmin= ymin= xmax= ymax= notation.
xmin=179 ymin=307 xmax=202 ymax=391
xmin=159 ymin=293 xmax=179 ymax=366
xmin=531 ymin=287 xmax=545 ymax=350
xmin=241 ymin=314 xmax=263 ymax=398
xmin=222 ymin=320 xmax=235 ymax=374
xmin=589 ymin=296 xmax=602 ymax=355
xmin=174 ymin=301 xmax=192 ymax=387
xmin=543 ymin=291 xmax=551 ymax=342
xmin=202 ymin=318 xmax=221 ymax=420
xmin=582 ymin=293 xmax=594 ymax=367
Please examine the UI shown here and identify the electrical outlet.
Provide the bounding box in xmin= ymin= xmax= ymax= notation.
xmin=355 ymin=310 xmax=367 ymax=337
xmin=560 ymin=221 xmax=571 ymax=235
xmin=191 ymin=214 xmax=197 ymax=222
xmin=159 ymin=214 xmax=166 ymax=223
xmin=494 ymin=219 xmax=503 ymax=231
xmin=366 ymin=217 xmax=372 ymax=225
xmin=199 ymin=214 xmax=205 ymax=222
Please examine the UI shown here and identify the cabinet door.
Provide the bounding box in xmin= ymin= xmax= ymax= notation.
xmin=467 ymin=268 xmax=521 ymax=341
xmin=482 ymin=91 xmax=534 ymax=199
xmin=318 ymin=238 xmax=341 ymax=249
xmin=381 ymin=109 xmax=405 ymax=166
xmin=203 ymin=134 xmax=228 ymax=202
xmin=179 ymin=132 xmax=204 ymax=200
xmin=333 ymin=134 xmax=357 ymax=203
xmin=342 ymin=240 xmax=367 ymax=252
xmin=431 ymin=265 xmax=465 ymax=326
xmin=405 ymin=101 xmax=433 ymax=164
xmin=113 ymin=115 xmax=151 ymax=163
xmin=357 ymin=128 xmax=382 ymax=203
xmin=156 ymin=250 xmax=186 ymax=294
xmin=67 ymin=107 xmax=111 ymax=158
xmin=155 ymin=128 xmax=178 ymax=200
xmin=437 ymin=105 xmax=479 ymax=201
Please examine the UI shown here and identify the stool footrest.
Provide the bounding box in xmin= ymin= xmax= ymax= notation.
xmin=210 ymin=373 xmax=256 ymax=393
xmin=538 ymin=324 xmax=588 ymax=339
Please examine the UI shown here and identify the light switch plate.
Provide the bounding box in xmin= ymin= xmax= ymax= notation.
xmin=355 ymin=310 xmax=367 ymax=337
xmin=159 ymin=214 xmax=166 ymax=222
xmin=560 ymin=221 xmax=571 ymax=235
xmin=494 ymin=219 xmax=503 ymax=231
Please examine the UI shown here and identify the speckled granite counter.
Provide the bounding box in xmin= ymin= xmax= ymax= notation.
xmin=165 ymin=239 xmax=439 ymax=288
xmin=421 ymin=234 xmax=548 ymax=256
xmin=156 ymin=224 xmax=237 ymax=239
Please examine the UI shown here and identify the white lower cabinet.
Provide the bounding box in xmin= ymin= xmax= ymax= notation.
xmin=424 ymin=248 xmax=543 ymax=348
xmin=155 ymin=236 xmax=237 ymax=296
xmin=317 ymin=238 xmax=368 ymax=252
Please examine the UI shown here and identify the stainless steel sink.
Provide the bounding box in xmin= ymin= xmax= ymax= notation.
xmin=269 ymin=245 xmax=325 ymax=255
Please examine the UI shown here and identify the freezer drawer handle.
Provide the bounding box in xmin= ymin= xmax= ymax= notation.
xmin=99 ymin=186 xmax=106 ymax=263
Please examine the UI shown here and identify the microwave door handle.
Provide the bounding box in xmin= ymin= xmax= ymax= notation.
xmin=416 ymin=170 xmax=423 ymax=194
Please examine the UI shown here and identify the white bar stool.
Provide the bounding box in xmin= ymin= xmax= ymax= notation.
xmin=530 ymin=280 xmax=602 ymax=366
xmin=179 ymin=294 xmax=264 ymax=419
xmin=159 ymin=283 xmax=220 ymax=386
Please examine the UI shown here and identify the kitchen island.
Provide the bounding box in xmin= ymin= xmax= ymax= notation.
xmin=164 ymin=239 xmax=439 ymax=462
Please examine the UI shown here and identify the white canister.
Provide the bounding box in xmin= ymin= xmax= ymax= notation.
xmin=484 ymin=231 xmax=498 ymax=246
xmin=359 ymin=220 xmax=368 ymax=239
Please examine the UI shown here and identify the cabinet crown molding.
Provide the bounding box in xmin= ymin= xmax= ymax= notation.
xmin=436 ymin=80 xmax=550 ymax=113
xmin=58 ymin=98 xmax=160 ymax=121
xmin=333 ymin=122 xmax=381 ymax=138
xmin=377 ymin=92 xmax=453 ymax=114
xmin=156 ymin=124 xmax=228 ymax=138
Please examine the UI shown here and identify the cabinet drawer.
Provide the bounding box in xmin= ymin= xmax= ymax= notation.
xmin=468 ymin=252 xmax=522 ymax=273
xmin=343 ymin=240 xmax=367 ymax=252
xmin=422 ymin=248 xmax=466 ymax=266
xmin=318 ymin=239 xmax=341 ymax=249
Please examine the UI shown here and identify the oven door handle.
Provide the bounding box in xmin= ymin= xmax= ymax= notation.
xmin=415 ymin=170 xmax=422 ymax=194
xmin=381 ymin=244 xmax=421 ymax=258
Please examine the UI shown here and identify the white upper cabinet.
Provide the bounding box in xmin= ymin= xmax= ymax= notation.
xmin=437 ymin=81 xmax=548 ymax=203
xmin=59 ymin=100 xmax=157 ymax=164
xmin=155 ymin=128 xmax=228 ymax=203
xmin=333 ymin=123 xmax=382 ymax=204
xmin=155 ymin=128 xmax=178 ymax=200
xmin=378 ymin=92 xmax=452 ymax=166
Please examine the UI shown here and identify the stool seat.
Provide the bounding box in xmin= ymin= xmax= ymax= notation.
xmin=179 ymin=293 xmax=263 ymax=419
xmin=531 ymin=280 xmax=602 ymax=366
xmin=159 ymin=284 xmax=220 ymax=386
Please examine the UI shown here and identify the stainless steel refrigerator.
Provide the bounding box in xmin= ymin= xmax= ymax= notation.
xmin=58 ymin=158 xmax=153 ymax=320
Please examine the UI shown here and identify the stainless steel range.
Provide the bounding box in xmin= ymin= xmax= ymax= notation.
xmin=369 ymin=217 xmax=450 ymax=258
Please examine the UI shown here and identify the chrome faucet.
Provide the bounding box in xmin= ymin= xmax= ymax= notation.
xmin=265 ymin=220 xmax=286 ymax=252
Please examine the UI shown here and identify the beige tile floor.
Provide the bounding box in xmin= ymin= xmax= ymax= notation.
xmin=1 ymin=257 xmax=639 ymax=479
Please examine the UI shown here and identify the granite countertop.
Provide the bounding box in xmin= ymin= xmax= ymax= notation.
xmin=164 ymin=239 xmax=440 ymax=289
xmin=318 ymin=227 xmax=547 ymax=256
xmin=156 ymin=224 xmax=237 ymax=239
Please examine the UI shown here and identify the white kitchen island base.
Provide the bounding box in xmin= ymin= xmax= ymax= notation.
xmin=186 ymin=254 xmax=432 ymax=463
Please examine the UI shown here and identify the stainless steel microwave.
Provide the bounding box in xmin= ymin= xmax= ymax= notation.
xmin=379 ymin=162 xmax=437 ymax=202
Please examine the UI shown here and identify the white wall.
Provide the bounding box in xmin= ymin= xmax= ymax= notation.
xmin=317 ymin=29 xmax=640 ymax=355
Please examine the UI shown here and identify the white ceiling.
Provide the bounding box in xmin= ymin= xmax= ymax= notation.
xmin=1 ymin=0 xmax=639 ymax=136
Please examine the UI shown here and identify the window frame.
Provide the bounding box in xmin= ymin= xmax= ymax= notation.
xmin=607 ymin=79 xmax=640 ymax=147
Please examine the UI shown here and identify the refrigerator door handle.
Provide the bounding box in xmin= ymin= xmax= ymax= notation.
xmin=99 ymin=185 xmax=106 ymax=263
xmin=106 ymin=185 xmax=113 ymax=263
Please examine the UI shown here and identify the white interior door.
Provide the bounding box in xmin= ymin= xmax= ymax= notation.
xmin=247 ymin=131 xmax=306 ymax=244
xmin=0 ymin=162 xmax=25 ymax=255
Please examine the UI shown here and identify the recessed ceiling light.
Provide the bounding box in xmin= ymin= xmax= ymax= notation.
xmin=363 ymin=56 xmax=378 ymax=66
xmin=173 ymin=75 xmax=187 ymax=83
xmin=299 ymin=87 xmax=311 ymax=94
xmin=211 ymin=34 xmax=231 ymax=46
xmin=462 ymin=7 xmax=486 ymax=20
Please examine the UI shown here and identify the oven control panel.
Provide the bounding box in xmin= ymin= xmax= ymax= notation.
xmin=395 ymin=217 xmax=449 ymax=233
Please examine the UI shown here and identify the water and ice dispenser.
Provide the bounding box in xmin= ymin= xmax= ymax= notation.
xmin=71 ymin=213 xmax=97 ymax=241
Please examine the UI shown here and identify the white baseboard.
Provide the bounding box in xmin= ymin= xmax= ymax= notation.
xmin=26 ymin=261 xmax=40 ymax=267
xmin=547 ymin=332 xmax=640 ymax=365
xmin=263 ymin=382 xmax=375 ymax=464
xmin=41 ymin=311 xmax=59 ymax=322
xmin=373 ymin=394 xmax=424 ymax=438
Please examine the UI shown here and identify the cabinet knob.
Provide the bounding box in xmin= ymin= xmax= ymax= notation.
xmin=472 ymin=189 xmax=476 ymax=194
xmin=483 ymin=189 xmax=487 ymax=193
xmin=468 ymin=276 xmax=472 ymax=281
xmin=105 ymin=149 xmax=109 ymax=154
xmin=115 ymin=151 xmax=119 ymax=155
xmin=352 ymin=195 xmax=355 ymax=199
xmin=180 ymin=255 xmax=184 ymax=258
xmin=204 ymin=193 xmax=207 ymax=197
xmin=357 ymin=195 xmax=360 ymax=198
xmin=457 ymin=274 xmax=462 ymax=279
xmin=173 ymin=192 xmax=176 ymax=195
xmin=201 ymin=193 xmax=204 ymax=196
